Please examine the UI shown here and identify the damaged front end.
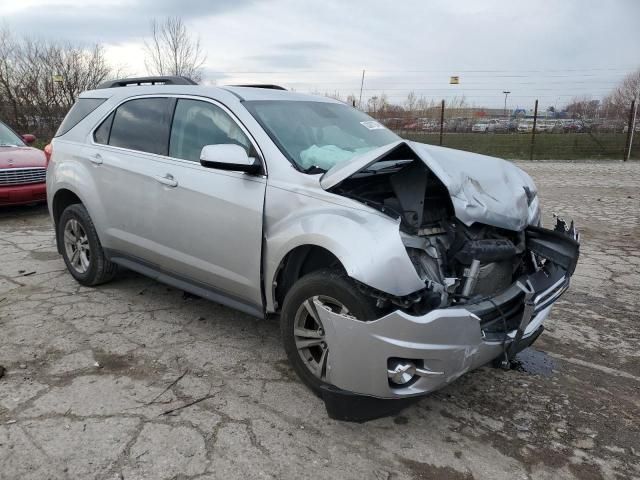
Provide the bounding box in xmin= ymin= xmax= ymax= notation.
xmin=316 ymin=141 xmax=580 ymax=420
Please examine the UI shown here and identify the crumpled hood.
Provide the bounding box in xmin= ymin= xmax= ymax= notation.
xmin=320 ymin=140 xmax=537 ymax=232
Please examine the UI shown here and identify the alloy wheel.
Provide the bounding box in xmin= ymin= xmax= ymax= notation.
xmin=63 ymin=218 xmax=91 ymax=274
xmin=293 ymin=295 xmax=350 ymax=381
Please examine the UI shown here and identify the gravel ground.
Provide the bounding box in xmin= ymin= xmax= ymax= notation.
xmin=0 ymin=160 xmax=639 ymax=480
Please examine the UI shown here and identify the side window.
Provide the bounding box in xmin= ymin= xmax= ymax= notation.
xmin=55 ymin=98 xmax=106 ymax=137
xmin=169 ymin=99 xmax=251 ymax=162
xmin=108 ymin=98 xmax=172 ymax=155
xmin=93 ymin=112 xmax=114 ymax=145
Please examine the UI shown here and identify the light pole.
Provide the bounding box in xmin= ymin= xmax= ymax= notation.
xmin=502 ymin=91 xmax=511 ymax=118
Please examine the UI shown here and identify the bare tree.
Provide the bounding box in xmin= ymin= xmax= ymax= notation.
xmin=404 ymin=91 xmax=418 ymax=114
xmin=144 ymin=17 xmax=206 ymax=82
xmin=0 ymin=27 xmax=113 ymax=138
xmin=565 ymin=96 xmax=601 ymax=119
xmin=604 ymin=68 xmax=640 ymax=118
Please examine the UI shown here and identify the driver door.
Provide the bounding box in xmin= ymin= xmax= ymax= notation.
xmin=152 ymin=97 xmax=266 ymax=311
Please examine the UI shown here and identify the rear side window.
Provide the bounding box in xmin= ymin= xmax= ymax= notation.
xmin=93 ymin=112 xmax=114 ymax=145
xmin=108 ymin=98 xmax=172 ymax=155
xmin=55 ymin=98 xmax=106 ymax=137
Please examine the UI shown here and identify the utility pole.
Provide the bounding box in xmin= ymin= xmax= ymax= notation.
xmin=439 ymin=99 xmax=445 ymax=146
xmin=502 ymin=91 xmax=510 ymax=117
xmin=358 ymin=70 xmax=365 ymax=110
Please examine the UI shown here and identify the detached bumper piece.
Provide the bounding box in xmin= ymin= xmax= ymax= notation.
xmin=316 ymin=218 xmax=579 ymax=422
xmin=321 ymin=385 xmax=420 ymax=422
xmin=503 ymin=219 xmax=579 ymax=364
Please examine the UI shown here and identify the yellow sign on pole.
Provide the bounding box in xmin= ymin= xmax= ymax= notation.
xmin=449 ymin=76 xmax=459 ymax=85
xmin=52 ymin=75 xmax=63 ymax=83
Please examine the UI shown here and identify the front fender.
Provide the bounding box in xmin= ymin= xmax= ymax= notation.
xmin=263 ymin=183 xmax=425 ymax=312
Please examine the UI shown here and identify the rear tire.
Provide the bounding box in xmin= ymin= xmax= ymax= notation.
xmin=58 ymin=204 xmax=117 ymax=286
xmin=280 ymin=269 xmax=379 ymax=397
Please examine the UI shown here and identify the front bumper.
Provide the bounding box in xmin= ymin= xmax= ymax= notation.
xmin=317 ymin=220 xmax=579 ymax=418
xmin=318 ymin=290 xmax=558 ymax=400
xmin=0 ymin=182 xmax=47 ymax=206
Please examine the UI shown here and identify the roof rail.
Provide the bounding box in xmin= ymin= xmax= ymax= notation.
xmin=96 ymin=76 xmax=198 ymax=89
xmin=230 ymin=84 xmax=287 ymax=90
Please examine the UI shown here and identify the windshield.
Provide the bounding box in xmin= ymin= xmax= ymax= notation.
xmin=0 ymin=122 xmax=23 ymax=147
xmin=244 ymin=100 xmax=399 ymax=172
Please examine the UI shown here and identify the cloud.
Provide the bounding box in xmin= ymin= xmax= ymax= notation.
xmin=243 ymin=53 xmax=317 ymax=69
xmin=2 ymin=0 xmax=639 ymax=107
xmin=1 ymin=0 xmax=257 ymax=44
xmin=243 ymin=42 xmax=333 ymax=69
xmin=276 ymin=41 xmax=331 ymax=51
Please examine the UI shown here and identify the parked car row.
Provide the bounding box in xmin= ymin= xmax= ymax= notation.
xmin=384 ymin=116 xmax=633 ymax=134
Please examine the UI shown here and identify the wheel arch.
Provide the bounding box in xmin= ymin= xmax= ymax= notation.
xmin=272 ymin=244 xmax=346 ymax=312
xmin=51 ymin=188 xmax=85 ymax=254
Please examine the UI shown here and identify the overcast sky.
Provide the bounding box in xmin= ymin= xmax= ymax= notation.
xmin=2 ymin=0 xmax=639 ymax=108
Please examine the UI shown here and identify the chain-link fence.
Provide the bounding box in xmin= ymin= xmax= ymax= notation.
xmin=3 ymin=96 xmax=639 ymax=160
xmin=372 ymin=99 xmax=639 ymax=160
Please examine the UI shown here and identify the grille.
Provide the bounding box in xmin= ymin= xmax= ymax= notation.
xmin=0 ymin=167 xmax=46 ymax=186
xmin=476 ymin=292 xmax=525 ymax=334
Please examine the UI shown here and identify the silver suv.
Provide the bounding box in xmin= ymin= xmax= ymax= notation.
xmin=47 ymin=76 xmax=579 ymax=420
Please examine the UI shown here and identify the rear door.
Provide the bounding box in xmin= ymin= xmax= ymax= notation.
xmin=152 ymin=97 xmax=267 ymax=309
xmin=88 ymin=96 xmax=175 ymax=264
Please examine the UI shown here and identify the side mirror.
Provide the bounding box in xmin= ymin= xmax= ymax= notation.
xmin=200 ymin=144 xmax=261 ymax=174
xmin=22 ymin=134 xmax=36 ymax=144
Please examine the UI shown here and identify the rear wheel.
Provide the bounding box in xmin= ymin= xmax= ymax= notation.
xmin=58 ymin=204 xmax=117 ymax=286
xmin=280 ymin=270 xmax=379 ymax=396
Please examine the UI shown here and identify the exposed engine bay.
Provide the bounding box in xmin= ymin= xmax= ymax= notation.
xmin=328 ymin=144 xmax=579 ymax=319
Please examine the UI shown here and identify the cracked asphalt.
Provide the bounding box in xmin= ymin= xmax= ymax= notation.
xmin=1 ymin=160 xmax=639 ymax=480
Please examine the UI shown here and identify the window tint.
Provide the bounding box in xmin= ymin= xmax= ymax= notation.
xmin=93 ymin=112 xmax=114 ymax=145
xmin=169 ymin=99 xmax=251 ymax=162
xmin=109 ymin=98 xmax=171 ymax=155
xmin=55 ymin=98 xmax=106 ymax=137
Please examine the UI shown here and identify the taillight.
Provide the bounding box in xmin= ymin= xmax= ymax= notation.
xmin=44 ymin=143 xmax=52 ymax=167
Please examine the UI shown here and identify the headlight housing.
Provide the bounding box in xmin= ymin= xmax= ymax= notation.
xmin=525 ymin=188 xmax=541 ymax=226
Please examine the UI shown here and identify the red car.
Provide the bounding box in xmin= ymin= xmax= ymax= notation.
xmin=0 ymin=121 xmax=48 ymax=206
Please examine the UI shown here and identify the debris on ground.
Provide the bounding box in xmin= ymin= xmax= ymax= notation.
xmin=146 ymin=369 xmax=188 ymax=405
xmin=160 ymin=393 xmax=214 ymax=416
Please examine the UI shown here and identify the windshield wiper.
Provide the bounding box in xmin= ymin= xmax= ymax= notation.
xmin=301 ymin=165 xmax=327 ymax=174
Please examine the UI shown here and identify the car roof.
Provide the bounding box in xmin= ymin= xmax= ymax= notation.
xmin=80 ymin=84 xmax=341 ymax=104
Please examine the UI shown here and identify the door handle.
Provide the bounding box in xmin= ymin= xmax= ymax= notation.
xmin=89 ymin=153 xmax=103 ymax=165
xmin=154 ymin=174 xmax=178 ymax=188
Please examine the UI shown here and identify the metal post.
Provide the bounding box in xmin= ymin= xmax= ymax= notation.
xmin=502 ymin=91 xmax=510 ymax=117
xmin=529 ymin=99 xmax=538 ymax=160
xmin=439 ymin=99 xmax=445 ymax=146
xmin=625 ymin=98 xmax=637 ymax=161
xmin=358 ymin=70 xmax=365 ymax=110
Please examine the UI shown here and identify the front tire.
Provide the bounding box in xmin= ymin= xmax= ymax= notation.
xmin=280 ymin=270 xmax=379 ymax=396
xmin=58 ymin=204 xmax=117 ymax=286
